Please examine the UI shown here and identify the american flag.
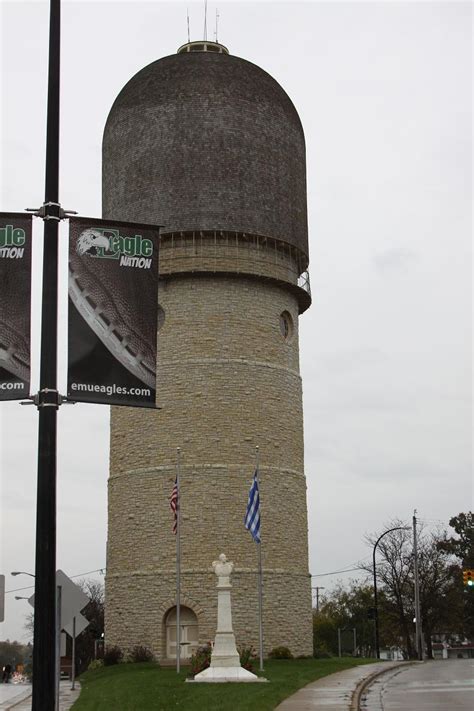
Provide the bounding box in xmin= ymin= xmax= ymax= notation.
xmin=169 ymin=477 xmax=178 ymax=535
xmin=244 ymin=470 xmax=261 ymax=543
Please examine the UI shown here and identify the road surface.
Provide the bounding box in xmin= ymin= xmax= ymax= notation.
xmin=362 ymin=659 xmax=474 ymax=710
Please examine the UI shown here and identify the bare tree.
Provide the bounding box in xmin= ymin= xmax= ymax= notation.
xmin=363 ymin=521 xmax=415 ymax=657
xmin=74 ymin=579 xmax=104 ymax=674
xmin=363 ymin=520 xmax=463 ymax=658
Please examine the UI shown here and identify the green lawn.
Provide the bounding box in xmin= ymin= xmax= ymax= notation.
xmin=72 ymin=657 xmax=376 ymax=711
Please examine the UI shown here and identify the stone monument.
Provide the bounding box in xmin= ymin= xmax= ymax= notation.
xmin=193 ymin=554 xmax=263 ymax=682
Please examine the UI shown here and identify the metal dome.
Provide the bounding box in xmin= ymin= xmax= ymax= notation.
xmin=103 ymin=50 xmax=309 ymax=261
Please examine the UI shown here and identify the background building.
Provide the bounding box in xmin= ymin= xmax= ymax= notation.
xmin=103 ymin=40 xmax=313 ymax=659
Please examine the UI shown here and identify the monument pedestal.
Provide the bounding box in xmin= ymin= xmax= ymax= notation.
xmin=193 ymin=554 xmax=265 ymax=683
xmin=193 ymin=665 xmax=263 ymax=682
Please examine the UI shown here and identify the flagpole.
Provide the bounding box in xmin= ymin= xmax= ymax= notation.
xmin=255 ymin=446 xmax=264 ymax=672
xmin=176 ymin=447 xmax=181 ymax=674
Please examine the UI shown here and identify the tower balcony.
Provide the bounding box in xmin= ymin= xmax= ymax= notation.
xmin=159 ymin=230 xmax=311 ymax=313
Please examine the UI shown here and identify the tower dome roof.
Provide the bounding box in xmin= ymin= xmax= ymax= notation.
xmin=103 ymin=49 xmax=309 ymax=260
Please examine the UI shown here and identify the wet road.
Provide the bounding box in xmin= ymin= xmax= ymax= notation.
xmin=362 ymin=659 xmax=474 ymax=710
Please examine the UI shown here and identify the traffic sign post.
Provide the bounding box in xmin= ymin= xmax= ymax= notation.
xmin=63 ymin=612 xmax=90 ymax=691
xmin=28 ymin=569 xmax=90 ymax=697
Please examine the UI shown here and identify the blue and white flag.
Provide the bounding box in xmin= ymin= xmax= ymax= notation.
xmin=244 ymin=470 xmax=261 ymax=543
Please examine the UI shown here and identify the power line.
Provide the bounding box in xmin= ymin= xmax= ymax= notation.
xmin=8 ymin=561 xmax=370 ymax=591
xmin=311 ymin=555 xmax=372 ymax=579
xmin=311 ymin=566 xmax=362 ymax=577
xmin=5 ymin=567 xmax=105 ymax=595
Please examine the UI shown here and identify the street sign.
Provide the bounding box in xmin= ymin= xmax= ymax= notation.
xmin=28 ymin=569 xmax=89 ymax=628
xmin=62 ymin=613 xmax=90 ymax=637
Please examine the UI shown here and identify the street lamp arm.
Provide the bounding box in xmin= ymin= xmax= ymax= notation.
xmin=372 ymin=525 xmax=411 ymax=585
xmin=372 ymin=525 xmax=410 ymax=660
xmin=11 ymin=571 xmax=36 ymax=578
xmin=373 ymin=526 xmax=410 ymax=555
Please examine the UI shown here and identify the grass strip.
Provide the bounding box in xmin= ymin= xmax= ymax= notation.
xmin=72 ymin=657 xmax=376 ymax=710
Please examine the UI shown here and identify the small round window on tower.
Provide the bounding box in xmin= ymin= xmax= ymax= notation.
xmin=279 ymin=311 xmax=294 ymax=341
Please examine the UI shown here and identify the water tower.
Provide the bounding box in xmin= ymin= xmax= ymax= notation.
xmin=103 ymin=39 xmax=313 ymax=659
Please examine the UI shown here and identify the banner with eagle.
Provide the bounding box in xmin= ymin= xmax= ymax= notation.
xmin=0 ymin=213 xmax=32 ymax=401
xmin=67 ymin=216 xmax=160 ymax=407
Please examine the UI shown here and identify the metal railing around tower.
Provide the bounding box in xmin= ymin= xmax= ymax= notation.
xmin=159 ymin=230 xmax=311 ymax=310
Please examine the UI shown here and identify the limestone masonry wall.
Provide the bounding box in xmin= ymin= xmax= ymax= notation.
xmin=106 ymin=266 xmax=313 ymax=657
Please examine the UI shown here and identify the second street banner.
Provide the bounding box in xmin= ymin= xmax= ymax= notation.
xmin=0 ymin=213 xmax=32 ymax=401
xmin=67 ymin=216 xmax=160 ymax=407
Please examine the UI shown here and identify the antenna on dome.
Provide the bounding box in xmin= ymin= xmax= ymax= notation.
xmin=187 ymin=8 xmax=190 ymax=43
xmin=215 ymin=8 xmax=219 ymax=43
xmin=204 ymin=0 xmax=208 ymax=41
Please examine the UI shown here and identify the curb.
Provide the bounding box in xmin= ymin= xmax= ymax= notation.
xmin=350 ymin=661 xmax=416 ymax=711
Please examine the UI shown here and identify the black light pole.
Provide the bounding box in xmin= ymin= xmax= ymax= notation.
xmin=372 ymin=526 xmax=409 ymax=659
xmin=32 ymin=1 xmax=61 ymax=709
xmin=312 ymin=586 xmax=325 ymax=612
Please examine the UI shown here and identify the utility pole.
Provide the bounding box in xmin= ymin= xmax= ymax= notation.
xmin=312 ymin=586 xmax=325 ymax=612
xmin=413 ymin=510 xmax=423 ymax=661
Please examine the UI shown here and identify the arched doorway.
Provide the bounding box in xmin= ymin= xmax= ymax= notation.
xmin=165 ymin=606 xmax=199 ymax=659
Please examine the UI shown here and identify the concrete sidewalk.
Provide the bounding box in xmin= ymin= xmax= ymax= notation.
xmin=275 ymin=661 xmax=409 ymax=711
xmin=0 ymin=680 xmax=80 ymax=711
xmin=0 ymin=684 xmax=31 ymax=710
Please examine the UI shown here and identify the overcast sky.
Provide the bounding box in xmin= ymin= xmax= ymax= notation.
xmin=1 ymin=0 xmax=471 ymax=643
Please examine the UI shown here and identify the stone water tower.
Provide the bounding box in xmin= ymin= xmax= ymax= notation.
xmin=103 ymin=40 xmax=313 ymax=659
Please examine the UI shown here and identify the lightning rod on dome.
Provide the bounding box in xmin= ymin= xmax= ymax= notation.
xmin=187 ymin=8 xmax=190 ymax=43
xmin=215 ymin=8 xmax=219 ymax=43
xmin=204 ymin=0 xmax=208 ymax=41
